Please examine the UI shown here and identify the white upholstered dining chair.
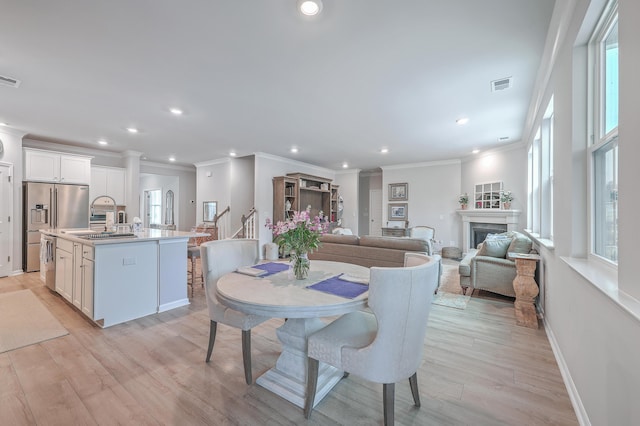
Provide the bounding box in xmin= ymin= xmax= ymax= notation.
xmin=200 ymin=239 xmax=269 ymax=384
xmin=304 ymin=253 xmax=440 ymax=425
xmin=409 ymin=225 xmax=435 ymax=255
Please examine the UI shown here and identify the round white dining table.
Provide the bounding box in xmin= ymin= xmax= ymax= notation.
xmin=216 ymin=260 xmax=370 ymax=408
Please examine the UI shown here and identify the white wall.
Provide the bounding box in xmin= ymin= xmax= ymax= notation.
xmin=333 ymin=169 xmax=359 ymax=232
xmin=526 ymin=0 xmax=640 ymax=424
xmin=0 ymin=128 xmax=27 ymax=275
xmin=195 ymin=159 xmax=231 ymax=229
xmin=382 ymin=161 xmax=461 ymax=248
xmin=139 ymin=163 xmax=196 ymax=232
xmin=460 ymin=144 xmax=528 ymax=232
xmin=139 ymin=173 xmax=180 ymax=227
xmin=230 ymin=156 xmax=255 ymax=232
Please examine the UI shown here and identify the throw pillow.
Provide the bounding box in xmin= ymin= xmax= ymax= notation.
xmin=477 ymin=237 xmax=512 ymax=258
xmin=508 ymin=234 xmax=533 ymax=254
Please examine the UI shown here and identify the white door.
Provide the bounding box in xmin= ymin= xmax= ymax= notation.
xmin=0 ymin=163 xmax=12 ymax=277
xmin=369 ymin=189 xmax=382 ymax=236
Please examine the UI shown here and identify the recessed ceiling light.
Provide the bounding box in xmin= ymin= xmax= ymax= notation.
xmin=342 ymin=162 xmax=349 ymax=168
xmin=170 ymin=108 xmax=183 ymax=115
xmin=169 ymin=156 xmax=176 ymax=162
xmin=0 ymin=122 xmax=7 ymax=127
xmin=291 ymin=147 xmax=298 ymax=153
xmin=230 ymin=151 xmax=237 ymax=157
xmin=142 ymin=156 xmax=147 ymax=160
xmin=380 ymin=148 xmax=389 ymax=154
xmin=298 ymin=0 xmax=322 ymax=16
xmin=127 ymin=127 xmax=138 ymax=133
xmin=98 ymin=140 xmax=108 ymax=146
xmin=472 ymin=149 xmax=480 ymax=154
xmin=456 ymin=118 xmax=469 ymax=125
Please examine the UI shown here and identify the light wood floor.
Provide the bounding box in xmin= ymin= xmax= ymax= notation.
xmin=0 ymin=271 xmax=578 ymax=426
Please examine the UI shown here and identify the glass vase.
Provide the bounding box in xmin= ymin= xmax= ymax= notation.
xmin=291 ymin=252 xmax=310 ymax=280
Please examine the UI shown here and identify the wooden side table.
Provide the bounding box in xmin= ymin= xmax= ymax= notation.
xmin=507 ymin=252 xmax=540 ymax=329
xmin=381 ymin=227 xmax=408 ymax=237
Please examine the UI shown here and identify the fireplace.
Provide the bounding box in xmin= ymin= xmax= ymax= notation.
xmin=470 ymin=222 xmax=508 ymax=248
xmin=457 ymin=208 xmax=521 ymax=252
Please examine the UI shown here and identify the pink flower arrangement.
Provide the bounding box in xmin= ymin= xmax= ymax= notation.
xmin=265 ymin=208 xmax=328 ymax=256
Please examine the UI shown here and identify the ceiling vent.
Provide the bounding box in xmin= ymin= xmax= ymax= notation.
xmin=498 ymin=136 xmax=510 ymax=142
xmin=0 ymin=74 xmax=21 ymax=88
xmin=491 ymin=77 xmax=512 ymax=92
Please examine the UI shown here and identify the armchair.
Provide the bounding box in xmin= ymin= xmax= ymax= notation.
xmin=458 ymin=231 xmax=533 ymax=298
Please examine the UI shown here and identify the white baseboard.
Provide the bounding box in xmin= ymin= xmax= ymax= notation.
xmin=543 ymin=318 xmax=591 ymax=426
xmin=158 ymin=298 xmax=190 ymax=312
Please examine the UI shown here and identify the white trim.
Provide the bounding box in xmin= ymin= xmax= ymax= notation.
xmin=381 ymin=158 xmax=460 ymax=170
xmin=140 ymin=160 xmax=196 ymax=172
xmin=459 ymin=140 xmax=526 ymax=164
xmin=0 ymin=162 xmax=13 ymax=278
xmin=253 ymin=152 xmax=336 ymax=176
xmin=544 ymin=319 xmax=591 ymax=426
xmin=193 ymin=157 xmax=231 ymax=168
xmin=522 ymin=0 xmax=579 ymax=144
xmin=561 ymin=256 xmax=640 ymax=323
xmin=0 ymin=127 xmax=28 ymax=138
xmin=457 ymin=209 xmax=522 ymax=251
xmin=23 ymin=138 xmax=115 ymax=159
xmin=158 ymin=298 xmax=190 ymax=312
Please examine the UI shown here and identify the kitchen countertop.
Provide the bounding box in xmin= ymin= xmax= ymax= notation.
xmin=40 ymin=228 xmax=209 ymax=245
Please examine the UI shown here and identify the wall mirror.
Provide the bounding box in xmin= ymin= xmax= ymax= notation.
xmin=165 ymin=190 xmax=174 ymax=225
xmin=203 ymin=201 xmax=217 ymax=222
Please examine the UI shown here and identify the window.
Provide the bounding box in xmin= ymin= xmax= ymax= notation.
xmin=527 ymin=97 xmax=554 ymax=241
xmin=590 ymin=3 xmax=618 ymax=263
xmin=146 ymin=189 xmax=162 ymax=226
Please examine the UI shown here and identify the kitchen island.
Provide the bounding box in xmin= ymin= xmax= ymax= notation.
xmin=41 ymin=228 xmax=206 ymax=328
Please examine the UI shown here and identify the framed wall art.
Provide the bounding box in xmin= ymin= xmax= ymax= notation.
xmin=388 ymin=203 xmax=408 ymax=220
xmin=389 ymin=182 xmax=408 ymax=201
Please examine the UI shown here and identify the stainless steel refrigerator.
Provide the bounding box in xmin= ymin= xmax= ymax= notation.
xmin=23 ymin=182 xmax=89 ymax=272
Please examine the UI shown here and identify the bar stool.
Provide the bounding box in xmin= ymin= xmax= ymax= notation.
xmin=187 ymin=224 xmax=216 ymax=297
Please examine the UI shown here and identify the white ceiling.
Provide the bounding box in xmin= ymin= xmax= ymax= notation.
xmin=0 ymin=0 xmax=555 ymax=170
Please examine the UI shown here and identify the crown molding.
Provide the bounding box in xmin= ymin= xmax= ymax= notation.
xmin=460 ymin=140 xmax=527 ymax=163
xmin=140 ymin=160 xmax=196 ymax=173
xmin=0 ymin=127 xmax=28 ymax=138
xmin=193 ymin=157 xmax=231 ymax=168
xmin=254 ymin=152 xmax=337 ymax=176
xmin=335 ymin=168 xmax=361 ymax=176
xmin=381 ymin=158 xmax=461 ymax=171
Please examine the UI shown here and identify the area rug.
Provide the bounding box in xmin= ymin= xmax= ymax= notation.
xmin=0 ymin=289 xmax=68 ymax=353
xmin=432 ymin=260 xmax=470 ymax=310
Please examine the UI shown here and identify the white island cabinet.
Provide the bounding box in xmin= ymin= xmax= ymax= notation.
xmin=44 ymin=228 xmax=203 ymax=328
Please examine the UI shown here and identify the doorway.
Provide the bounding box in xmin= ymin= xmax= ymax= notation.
xmin=143 ymin=189 xmax=162 ymax=228
xmin=0 ymin=162 xmax=13 ymax=277
xmin=369 ymin=189 xmax=382 ymax=236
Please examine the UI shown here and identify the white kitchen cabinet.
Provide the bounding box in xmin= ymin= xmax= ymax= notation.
xmin=55 ymin=238 xmax=94 ymax=318
xmin=90 ymin=166 xmax=126 ymax=205
xmin=72 ymin=242 xmax=82 ymax=309
xmin=24 ymin=148 xmax=92 ymax=184
xmin=81 ymin=249 xmax=94 ymax=319
xmin=55 ymin=246 xmax=73 ymax=303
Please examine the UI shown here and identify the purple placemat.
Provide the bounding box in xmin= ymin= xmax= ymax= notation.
xmin=251 ymin=262 xmax=289 ymax=277
xmin=308 ymin=274 xmax=368 ymax=299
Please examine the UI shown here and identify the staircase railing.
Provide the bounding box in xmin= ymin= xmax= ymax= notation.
xmin=231 ymin=208 xmax=257 ymax=239
xmin=213 ymin=206 xmax=231 ymax=239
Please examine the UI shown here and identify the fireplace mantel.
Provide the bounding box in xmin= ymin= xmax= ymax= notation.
xmin=457 ymin=209 xmax=522 ymax=252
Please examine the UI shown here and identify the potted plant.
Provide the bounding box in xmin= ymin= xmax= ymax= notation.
xmin=501 ymin=190 xmax=514 ymax=209
xmin=458 ymin=193 xmax=469 ymax=210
